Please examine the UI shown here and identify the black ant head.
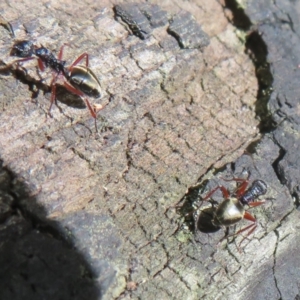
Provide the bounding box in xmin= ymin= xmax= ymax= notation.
xmin=10 ymin=40 xmax=34 ymax=58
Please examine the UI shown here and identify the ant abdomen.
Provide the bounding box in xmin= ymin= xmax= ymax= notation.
xmin=239 ymin=180 xmax=267 ymax=205
xmin=67 ymin=66 xmax=101 ymax=99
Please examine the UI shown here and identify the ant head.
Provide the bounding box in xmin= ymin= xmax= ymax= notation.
xmin=10 ymin=40 xmax=34 ymax=58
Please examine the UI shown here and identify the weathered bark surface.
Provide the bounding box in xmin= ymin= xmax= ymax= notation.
xmin=243 ymin=0 xmax=300 ymax=299
xmin=1 ymin=0 xmax=296 ymax=299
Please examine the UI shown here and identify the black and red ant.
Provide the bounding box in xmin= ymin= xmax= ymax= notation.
xmin=10 ymin=40 xmax=104 ymax=131
xmin=197 ymin=177 xmax=268 ymax=248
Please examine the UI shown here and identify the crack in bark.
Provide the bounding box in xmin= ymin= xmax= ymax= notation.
xmin=272 ymin=229 xmax=282 ymax=299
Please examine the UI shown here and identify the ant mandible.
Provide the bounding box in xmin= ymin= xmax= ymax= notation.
xmin=200 ymin=177 xmax=268 ymax=248
xmin=10 ymin=40 xmax=103 ymax=131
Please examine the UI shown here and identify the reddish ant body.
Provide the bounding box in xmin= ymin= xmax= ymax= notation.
xmin=11 ymin=40 xmax=103 ymax=131
xmin=200 ymin=178 xmax=267 ymax=247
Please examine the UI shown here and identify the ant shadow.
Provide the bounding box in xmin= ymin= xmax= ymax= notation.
xmin=0 ymin=64 xmax=87 ymax=112
xmin=0 ymin=158 xmax=112 ymax=300
xmin=55 ymin=84 xmax=87 ymax=109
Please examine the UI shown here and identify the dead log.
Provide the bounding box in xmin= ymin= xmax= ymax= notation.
xmin=1 ymin=0 xmax=294 ymax=299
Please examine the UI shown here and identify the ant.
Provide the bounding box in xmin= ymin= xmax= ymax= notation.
xmin=10 ymin=40 xmax=104 ymax=131
xmin=198 ymin=177 xmax=268 ymax=248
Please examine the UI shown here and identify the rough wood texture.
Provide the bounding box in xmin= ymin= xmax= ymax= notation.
xmin=1 ymin=0 xmax=291 ymax=299
xmin=243 ymin=0 xmax=300 ymax=299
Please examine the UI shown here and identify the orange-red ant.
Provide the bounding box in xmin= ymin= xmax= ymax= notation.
xmin=199 ymin=177 xmax=267 ymax=248
xmin=11 ymin=40 xmax=103 ymax=131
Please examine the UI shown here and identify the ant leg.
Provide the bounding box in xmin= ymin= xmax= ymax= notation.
xmin=222 ymin=211 xmax=259 ymax=250
xmin=202 ymin=185 xmax=230 ymax=201
xmin=222 ymin=176 xmax=250 ymax=198
xmin=237 ymin=223 xmax=257 ymax=248
xmin=219 ymin=222 xmax=256 ymax=251
xmin=248 ymin=201 xmax=265 ymax=207
xmin=219 ymin=226 xmax=230 ymax=243
xmin=12 ymin=57 xmax=46 ymax=73
xmin=48 ymin=72 xmax=61 ymax=115
xmin=13 ymin=57 xmax=46 ymax=79
xmin=63 ymin=81 xmax=106 ymax=133
xmin=11 ymin=57 xmax=37 ymax=74
xmin=69 ymin=52 xmax=89 ymax=70
xmin=242 ymin=211 xmax=256 ymax=222
xmin=183 ymin=185 xmax=229 ymax=218
xmin=58 ymin=44 xmax=65 ymax=60
xmin=49 ymin=82 xmax=56 ymax=115
xmin=226 ymin=213 xmax=256 ymax=237
xmin=12 ymin=57 xmax=36 ymax=64
xmin=235 ymin=179 xmax=249 ymax=198
xmin=63 ymin=81 xmax=97 ymax=118
xmin=64 ymin=81 xmax=106 ymax=116
xmin=236 ymin=211 xmax=257 ymax=247
xmin=57 ymin=43 xmax=72 ymax=60
xmin=37 ymin=58 xmax=45 ymax=72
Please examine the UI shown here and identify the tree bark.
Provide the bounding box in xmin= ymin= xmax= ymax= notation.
xmin=1 ymin=0 xmax=296 ymax=299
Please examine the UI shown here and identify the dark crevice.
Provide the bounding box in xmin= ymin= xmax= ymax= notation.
xmin=176 ymin=180 xmax=208 ymax=232
xmin=245 ymin=139 xmax=263 ymax=154
xmin=271 ymin=147 xmax=286 ymax=184
xmin=122 ymin=134 xmax=134 ymax=179
xmin=223 ymin=0 xmax=252 ymax=30
xmin=245 ymin=32 xmax=275 ymax=133
xmin=222 ymin=0 xmax=275 ymax=133
xmin=272 ymin=229 xmax=282 ymax=299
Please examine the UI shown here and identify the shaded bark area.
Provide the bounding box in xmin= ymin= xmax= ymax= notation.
xmin=0 ymin=0 xmax=279 ymax=299
xmin=191 ymin=0 xmax=300 ymax=299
